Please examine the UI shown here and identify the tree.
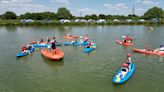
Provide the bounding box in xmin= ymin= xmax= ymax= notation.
xmin=90 ymin=14 xmax=99 ymax=20
xmin=19 ymin=12 xmax=33 ymax=19
xmin=56 ymin=7 xmax=73 ymax=19
xmin=144 ymin=7 xmax=163 ymax=20
xmin=2 ymin=11 xmax=17 ymax=19
xmin=99 ymin=14 xmax=106 ymax=19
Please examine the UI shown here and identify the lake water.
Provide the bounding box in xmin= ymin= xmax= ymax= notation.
xmin=0 ymin=25 xmax=164 ymax=92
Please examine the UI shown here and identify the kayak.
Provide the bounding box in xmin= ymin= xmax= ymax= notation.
xmin=64 ymin=42 xmax=73 ymax=45
xmin=112 ymin=63 xmax=136 ymax=84
xmin=116 ymin=40 xmax=133 ymax=46
xmin=133 ymin=48 xmax=164 ymax=56
xmin=41 ymin=48 xmax=64 ymax=60
xmin=83 ymin=43 xmax=96 ymax=53
xmin=33 ymin=43 xmax=62 ymax=47
xmin=33 ymin=44 xmax=50 ymax=47
xmin=16 ymin=46 xmax=35 ymax=57
xmin=133 ymin=48 xmax=154 ymax=55
xmin=64 ymin=41 xmax=88 ymax=46
xmin=73 ymin=41 xmax=88 ymax=46
xmin=63 ymin=35 xmax=78 ymax=40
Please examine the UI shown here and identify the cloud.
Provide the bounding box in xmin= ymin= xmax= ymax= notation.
xmin=0 ymin=0 xmax=51 ymax=15
xmin=50 ymin=0 xmax=70 ymax=5
xmin=77 ymin=8 xmax=97 ymax=16
xmin=103 ymin=3 xmax=128 ymax=10
xmin=134 ymin=0 xmax=159 ymax=5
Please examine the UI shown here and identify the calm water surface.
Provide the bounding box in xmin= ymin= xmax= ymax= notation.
xmin=0 ymin=25 xmax=164 ymax=92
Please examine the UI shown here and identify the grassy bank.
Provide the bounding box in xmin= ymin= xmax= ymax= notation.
xmin=0 ymin=19 xmax=164 ymax=26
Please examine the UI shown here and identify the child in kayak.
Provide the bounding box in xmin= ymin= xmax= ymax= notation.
xmin=116 ymin=63 xmax=129 ymax=79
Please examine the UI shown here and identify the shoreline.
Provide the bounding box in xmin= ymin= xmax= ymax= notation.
xmin=0 ymin=20 xmax=164 ymax=26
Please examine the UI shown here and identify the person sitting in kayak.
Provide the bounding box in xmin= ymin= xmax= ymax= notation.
xmin=123 ymin=34 xmax=132 ymax=43
xmin=159 ymin=45 xmax=164 ymax=51
xmin=46 ymin=37 xmax=51 ymax=44
xmin=66 ymin=32 xmax=71 ymax=37
xmin=21 ymin=45 xmax=30 ymax=54
xmin=86 ymin=41 xmax=92 ymax=48
xmin=84 ymin=35 xmax=89 ymax=42
xmin=79 ymin=36 xmax=83 ymax=43
xmin=144 ymin=45 xmax=152 ymax=51
xmin=39 ymin=38 xmax=44 ymax=44
xmin=50 ymin=37 xmax=57 ymax=54
xmin=27 ymin=43 xmax=33 ymax=51
xmin=116 ymin=63 xmax=129 ymax=79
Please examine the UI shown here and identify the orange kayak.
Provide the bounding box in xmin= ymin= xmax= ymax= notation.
xmin=116 ymin=40 xmax=133 ymax=46
xmin=41 ymin=48 xmax=64 ymax=61
xmin=63 ymin=35 xmax=78 ymax=40
xmin=133 ymin=48 xmax=164 ymax=56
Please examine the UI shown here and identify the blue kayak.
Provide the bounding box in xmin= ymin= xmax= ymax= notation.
xmin=64 ymin=42 xmax=73 ymax=45
xmin=83 ymin=43 xmax=96 ymax=53
xmin=33 ymin=43 xmax=62 ymax=47
xmin=112 ymin=63 xmax=136 ymax=84
xmin=32 ymin=44 xmax=50 ymax=47
xmin=16 ymin=46 xmax=35 ymax=57
xmin=73 ymin=41 xmax=88 ymax=46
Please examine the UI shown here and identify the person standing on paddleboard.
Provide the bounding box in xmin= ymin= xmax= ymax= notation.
xmin=50 ymin=37 xmax=57 ymax=54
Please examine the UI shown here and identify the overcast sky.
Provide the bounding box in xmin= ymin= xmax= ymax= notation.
xmin=0 ymin=0 xmax=163 ymax=16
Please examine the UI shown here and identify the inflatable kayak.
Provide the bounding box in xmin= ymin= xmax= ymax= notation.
xmin=16 ymin=46 xmax=35 ymax=57
xmin=133 ymin=48 xmax=164 ymax=56
xmin=113 ymin=63 xmax=136 ymax=84
xmin=73 ymin=41 xmax=88 ymax=46
xmin=63 ymin=35 xmax=78 ymax=40
xmin=41 ymin=48 xmax=64 ymax=60
xmin=83 ymin=43 xmax=96 ymax=53
xmin=33 ymin=42 xmax=62 ymax=47
xmin=33 ymin=44 xmax=50 ymax=47
xmin=116 ymin=40 xmax=133 ymax=46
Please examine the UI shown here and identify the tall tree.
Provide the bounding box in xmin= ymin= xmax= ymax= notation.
xmin=2 ymin=11 xmax=17 ymax=19
xmin=144 ymin=7 xmax=163 ymax=20
xmin=90 ymin=14 xmax=99 ymax=20
xmin=99 ymin=14 xmax=106 ymax=19
xmin=56 ymin=7 xmax=73 ymax=19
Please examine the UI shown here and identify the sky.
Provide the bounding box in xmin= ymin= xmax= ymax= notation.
xmin=0 ymin=0 xmax=163 ymax=16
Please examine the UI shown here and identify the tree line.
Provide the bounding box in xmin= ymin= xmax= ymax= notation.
xmin=0 ymin=7 xmax=164 ymax=20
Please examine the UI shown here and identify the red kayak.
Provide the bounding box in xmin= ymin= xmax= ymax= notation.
xmin=133 ymin=48 xmax=164 ymax=56
xmin=116 ymin=40 xmax=133 ymax=46
xmin=41 ymin=48 xmax=64 ymax=61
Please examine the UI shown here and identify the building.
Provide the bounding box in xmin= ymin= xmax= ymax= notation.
xmin=20 ymin=19 xmax=34 ymax=23
xmin=113 ymin=19 xmax=120 ymax=22
xmin=97 ymin=19 xmax=106 ymax=23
